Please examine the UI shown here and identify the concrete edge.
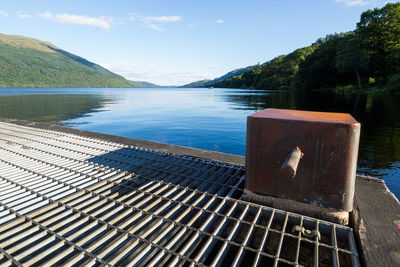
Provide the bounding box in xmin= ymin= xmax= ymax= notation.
xmin=362 ymin=175 xmax=400 ymax=203
xmin=0 ymin=117 xmax=245 ymax=166
xmin=351 ymin=175 xmax=400 ymax=267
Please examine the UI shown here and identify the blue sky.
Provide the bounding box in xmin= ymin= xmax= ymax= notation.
xmin=0 ymin=0 xmax=394 ymax=85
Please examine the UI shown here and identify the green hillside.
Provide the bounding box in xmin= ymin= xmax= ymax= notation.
xmin=0 ymin=33 xmax=136 ymax=87
xmin=182 ymin=79 xmax=211 ymax=88
xmin=209 ymin=3 xmax=400 ymax=92
xmin=211 ymin=46 xmax=316 ymax=89
xmin=182 ymin=66 xmax=253 ymax=88
xmin=130 ymin=80 xmax=160 ymax=87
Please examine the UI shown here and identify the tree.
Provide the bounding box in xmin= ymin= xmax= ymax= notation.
xmin=335 ymin=34 xmax=369 ymax=89
xmin=294 ymin=34 xmax=344 ymax=90
xmin=356 ymin=3 xmax=400 ymax=81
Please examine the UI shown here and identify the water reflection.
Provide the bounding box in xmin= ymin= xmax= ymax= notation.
xmin=0 ymin=91 xmax=112 ymax=124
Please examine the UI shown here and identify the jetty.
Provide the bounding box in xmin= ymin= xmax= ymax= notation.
xmin=0 ymin=118 xmax=398 ymax=266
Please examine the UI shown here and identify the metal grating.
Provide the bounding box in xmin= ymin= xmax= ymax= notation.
xmin=0 ymin=121 xmax=360 ymax=266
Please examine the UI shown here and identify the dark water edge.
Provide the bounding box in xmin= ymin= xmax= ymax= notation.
xmin=0 ymin=87 xmax=399 ymax=198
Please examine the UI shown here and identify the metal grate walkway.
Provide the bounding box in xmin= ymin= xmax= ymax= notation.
xmin=0 ymin=121 xmax=360 ymax=266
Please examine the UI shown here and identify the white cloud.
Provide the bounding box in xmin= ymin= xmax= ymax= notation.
xmin=18 ymin=14 xmax=32 ymax=18
xmin=16 ymin=10 xmax=32 ymax=18
xmin=129 ymin=13 xmax=182 ymax=31
xmin=146 ymin=23 xmax=165 ymax=31
xmin=335 ymin=0 xmax=370 ymax=6
xmin=38 ymin=11 xmax=112 ymax=29
xmin=100 ymin=63 xmax=209 ymax=86
xmin=39 ymin=11 xmax=52 ymax=19
xmin=0 ymin=10 xmax=8 ymax=17
xmin=215 ymin=19 xmax=224 ymax=24
xmin=145 ymin=16 xmax=182 ymax=22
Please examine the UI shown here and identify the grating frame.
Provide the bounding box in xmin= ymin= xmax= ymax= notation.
xmin=0 ymin=121 xmax=360 ymax=266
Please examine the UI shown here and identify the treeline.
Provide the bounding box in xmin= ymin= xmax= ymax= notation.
xmin=0 ymin=43 xmax=135 ymax=88
xmin=211 ymin=3 xmax=400 ymax=92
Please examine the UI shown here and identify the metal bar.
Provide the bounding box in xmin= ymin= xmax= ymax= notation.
xmin=251 ymin=209 xmax=275 ymax=267
xmin=348 ymin=229 xmax=361 ymax=267
xmin=0 ymin=201 xmax=110 ymax=266
xmin=232 ymin=206 xmax=262 ymax=266
xmin=314 ymin=220 xmax=320 ymax=267
xmin=295 ymin=216 xmax=304 ymax=266
xmin=332 ymin=225 xmax=340 ymax=267
xmin=273 ymin=213 xmax=289 ymax=267
xmin=0 ymin=245 xmax=23 ymax=267
xmin=209 ymin=204 xmax=250 ymax=266
xmin=186 ymin=178 xmax=246 ymax=265
xmin=107 ymin=189 xmax=202 ymax=265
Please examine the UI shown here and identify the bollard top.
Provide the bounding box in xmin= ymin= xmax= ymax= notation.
xmin=249 ymin=108 xmax=359 ymax=125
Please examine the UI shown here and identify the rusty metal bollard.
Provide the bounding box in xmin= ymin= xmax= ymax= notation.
xmin=245 ymin=108 xmax=360 ymax=212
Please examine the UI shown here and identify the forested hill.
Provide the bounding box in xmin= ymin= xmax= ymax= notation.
xmin=182 ymin=66 xmax=253 ymax=88
xmin=0 ymin=33 xmax=135 ymax=88
xmin=130 ymin=80 xmax=160 ymax=87
xmin=209 ymin=3 xmax=400 ymax=92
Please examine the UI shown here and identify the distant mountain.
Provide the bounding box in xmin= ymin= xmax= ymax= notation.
xmin=130 ymin=80 xmax=159 ymax=87
xmin=182 ymin=66 xmax=254 ymax=88
xmin=0 ymin=33 xmax=136 ymax=88
xmin=181 ymin=79 xmax=211 ymax=88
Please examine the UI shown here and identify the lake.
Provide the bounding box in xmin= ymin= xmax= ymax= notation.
xmin=0 ymin=87 xmax=399 ymax=198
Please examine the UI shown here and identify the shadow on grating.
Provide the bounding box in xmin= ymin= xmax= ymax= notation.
xmin=85 ymin=148 xmax=246 ymax=199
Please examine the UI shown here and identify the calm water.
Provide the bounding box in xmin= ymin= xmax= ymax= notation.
xmin=0 ymin=88 xmax=399 ymax=198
